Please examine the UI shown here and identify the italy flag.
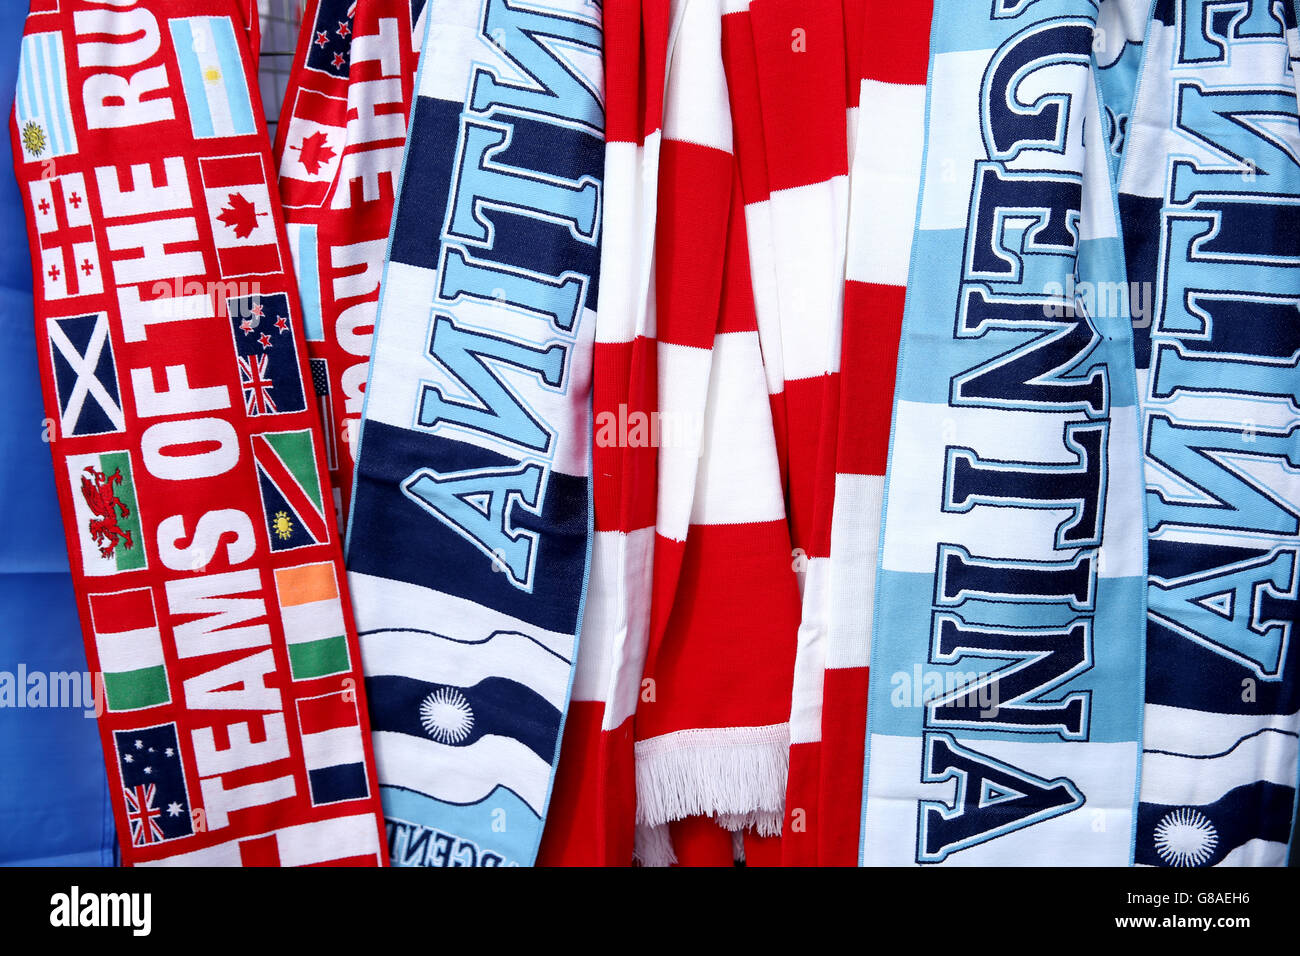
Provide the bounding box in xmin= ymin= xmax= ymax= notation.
xmin=88 ymin=588 xmax=170 ymax=712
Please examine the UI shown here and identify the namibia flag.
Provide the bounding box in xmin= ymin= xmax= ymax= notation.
xmin=252 ymin=430 xmax=329 ymax=551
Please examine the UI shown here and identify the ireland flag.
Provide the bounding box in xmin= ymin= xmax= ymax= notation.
xmin=274 ymin=561 xmax=351 ymax=680
xmin=88 ymin=588 xmax=170 ymax=712
xmin=65 ymin=450 xmax=145 ymax=576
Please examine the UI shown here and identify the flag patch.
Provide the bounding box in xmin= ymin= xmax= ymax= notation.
xmin=279 ymin=89 xmax=346 ymax=209
xmin=66 ymin=450 xmax=145 ymax=576
xmin=252 ymin=430 xmax=329 ymax=551
xmin=310 ymin=358 xmax=338 ymax=470
xmin=226 ymin=292 xmax=306 ymax=416
xmin=274 ymin=561 xmax=350 ymax=680
xmin=113 ymin=723 xmax=194 ymax=847
xmin=29 ymin=172 xmax=102 ymax=301
xmin=305 ymin=0 xmax=356 ymax=78
xmin=198 ymin=153 xmax=283 ymax=278
xmin=47 ymin=312 xmax=124 ymax=437
xmin=295 ymin=689 xmax=369 ymax=806
xmin=169 ymin=16 xmax=257 ymax=140
xmin=286 ymin=224 xmax=324 ymax=340
xmin=89 ymin=588 xmax=170 ymax=712
xmin=15 ymin=31 xmax=76 ymax=161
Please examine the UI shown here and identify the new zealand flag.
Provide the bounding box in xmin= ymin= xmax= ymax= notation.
xmin=112 ymin=723 xmax=194 ymax=846
xmin=226 ymin=292 xmax=306 ymax=416
xmin=305 ymin=0 xmax=356 ymax=78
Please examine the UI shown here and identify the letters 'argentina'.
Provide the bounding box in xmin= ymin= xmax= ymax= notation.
xmin=345 ymin=0 xmax=603 ymax=867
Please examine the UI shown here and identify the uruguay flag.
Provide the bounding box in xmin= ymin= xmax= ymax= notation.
xmin=361 ymin=629 xmax=570 ymax=815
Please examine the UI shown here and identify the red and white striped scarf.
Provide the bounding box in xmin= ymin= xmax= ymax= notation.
xmin=817 ymin=0 xmax=933 ymax=867
xmin=631 ymin=0 xmax=801 ymax=866
xmin=538 ymin=0 xmax=669 ymax=867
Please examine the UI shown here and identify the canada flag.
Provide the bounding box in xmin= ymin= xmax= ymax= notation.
xmin=198 ymin=153 xmax=283 ymax=279
xmin=278 ymin=87 xmax=347 ymax=209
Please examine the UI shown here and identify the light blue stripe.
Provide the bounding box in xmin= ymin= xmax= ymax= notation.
xmin=296 ymin=226 xmax=324 ymax=341
xmin=168 ymin=19 xmax=215 ymax=139
xmin=35 ymin=35 xmax=63 ymax=155
xmin=210 ymin=17 xmax=256 ymax=137
xmin=49 ymin=35 xmax=74 ymax=156
xmin=17 ymin=37 xmax=37 ymax=135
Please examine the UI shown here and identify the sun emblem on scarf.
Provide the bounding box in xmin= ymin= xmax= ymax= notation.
xmin=21 ymin=120 xmax=46 ymax=157
xmin=1153 ymin=807 xmax=1218 ymax=867
xmin=419 ymin=687 xmax=474 ymax=745
xmin=272 ymin=510 xmax=294 ymax=540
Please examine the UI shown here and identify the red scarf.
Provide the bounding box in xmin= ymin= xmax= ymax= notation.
xmin=269 ymin=0 xmax=418 ymax=525
xmin=11 ymin=0 xmax=385 ymax=866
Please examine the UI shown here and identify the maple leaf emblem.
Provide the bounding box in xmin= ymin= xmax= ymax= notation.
xmin=291 ymin=130 xmax=337 ymax=177
xmin=216 ymin=191 xmax=264 ymax=239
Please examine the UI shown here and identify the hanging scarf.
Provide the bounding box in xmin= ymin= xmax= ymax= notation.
xmin=10 ymin=0 xmax=386 ymax=866
xmin=539 ymin=0 xmax=668 ymax=867
xmin=816 ymin=0 xmax=932 ymax=867
xmin=270 ymin=0 xmax=418 ymax=528
xmin=717 ymin=0 xmax=851 ymax=868
xmin=859 ymin=0 xmax=1148 ymax=865
xmin=345 ymin=0 xmax=604 ymax=867
xmin=631 ymin=0 xmax=801 ymax=867
xmin=1116 ymin=0 xmax=1300 ymax=867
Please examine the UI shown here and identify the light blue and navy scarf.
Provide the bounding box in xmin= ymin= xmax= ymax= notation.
xmin=345 ymin=0 xmax=603 ymax=867
xmin=860 ymin=0 xmax=1148 ymax=865
xmin=1114 ymin=0 xmax=1300 ymax=867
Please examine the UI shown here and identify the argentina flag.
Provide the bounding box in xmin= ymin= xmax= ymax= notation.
xmin=168 ymin=16 xmax=257 ymax=140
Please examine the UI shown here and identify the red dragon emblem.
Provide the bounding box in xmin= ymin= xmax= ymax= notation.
xmin=80 ymin=465 xmax=133 ymax=559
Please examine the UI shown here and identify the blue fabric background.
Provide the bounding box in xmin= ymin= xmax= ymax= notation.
xmin=0 ymin=0 xmax=116 ymax=866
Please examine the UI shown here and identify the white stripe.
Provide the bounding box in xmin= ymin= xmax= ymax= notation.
xmin=655 ymin=340 xmax=713 ymax=542
xmin=373 ymin=729 xmax=551 ymax=814
xmin=663 ymin=0 xmax=732 ymax=153
xmin=349 ymin=570 xmax=577 ymax=661
xmin=275 ymin=814 xmax=382 ymax=866
xmin=691 ymin=331 xmax=787 ymax=525
xmin=789 ymin=557 xmax=830 ymax=743
xmin=301 ymin=725 xmax=363 ymax=771
xmin=1140 ymin=728 xmax=1299 ymax=807
xmin=281 ymin=598 xmax=345 ymax=647
xmin=1217 ymin=837 xmax=1290 ymax=867
xmin=827 ymin=473 xmax=884 ymax=669
xmin=361 ymin=627 xmax=571 ymax=710
xmin=95 ymin=626 xmax=163 ymax=675
xmin=1143 ymin=703 xmax=1300 ymax=757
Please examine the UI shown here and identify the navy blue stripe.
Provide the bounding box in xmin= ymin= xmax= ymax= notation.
xmin=1136 ymin=781 xmax=1295 ymax=866
xmin=367 ymin=673 xmax=561 ymax=763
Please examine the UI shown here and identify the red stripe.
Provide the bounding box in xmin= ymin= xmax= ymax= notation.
xmin=818 ymin=665 xmax=870 ymax=866
xmin=238 ymin=834 xmax=280 ymax=866
xmin=296 ymin=690 xmax=358 ymax=736
xmin=603 ymin=0 xmax=642 ymax=145
xmin=199 ymin=152 xmax=270 ymax=191
xmin=839 ymin=280 xmax=905 ymax=476
xmin=654 ymin=139 xmax=734 ymax=351
xmin=750 ymin=0 xmax=849 ymax=191
xmin=88 ymin=587 xmax=157 ymax=635
xmin=721 ymin=10 xmax=772 ymax=206
xmin=782 ymin=741 xmax=821 ymax=865
xmin=861 ymin=0 xmax=933 ymax=86
xmin=217 ymin=241 xmax=283 ymax=279
xmin=253 ymin=434 xmax=330 ymax=544
xmin=669 ymin=815 xmax=735 ymax=866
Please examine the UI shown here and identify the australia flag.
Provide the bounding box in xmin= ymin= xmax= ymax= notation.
xmin=226 ymin=292 xmax=306 ymax=416
xmin=306 ymin=0 xmax=356 ymax=78
xmin=113 ymin=723 xmax=194 ymax=847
